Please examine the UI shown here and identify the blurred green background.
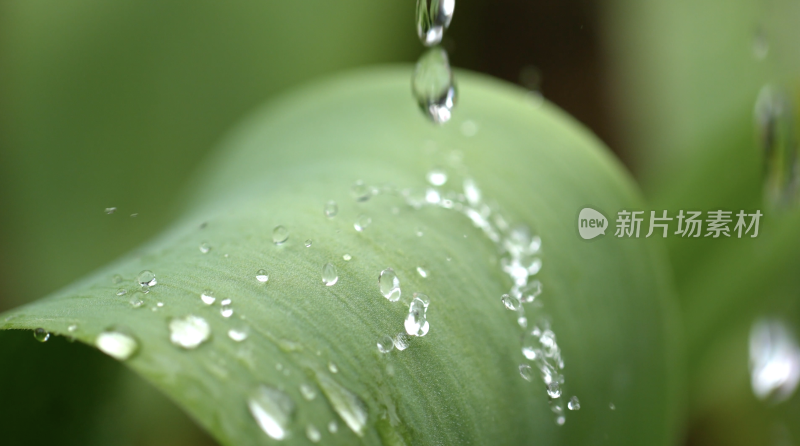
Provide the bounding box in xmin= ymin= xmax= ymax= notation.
xmin=1 ymin=0 xmax=799 ymax=444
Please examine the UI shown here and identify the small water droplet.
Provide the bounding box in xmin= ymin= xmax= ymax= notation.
xmin=426 ymin=168 xmax=448 ymax=186
xmin=306 ymin=424 xmax=322 ymax=443
xmin=351 ymin=180 xmax=371 ymax=202
xmin=200 ymin=289 xmax=216 ymax=305
xmin=460 ymin=119 xmax=478 ymax=137
xmin=228 ymin=328 xmax=248 ymax=342
xmin=519 ymin=364 xmax=534 ymax=381
xmin=377 ymin=335 xmax=395 ymax=353
xmin=129 ymin=297 xmax=144 ymax=308
xmin=272 ymin=225 xmax=289 ymax=245
xmin=116 ymin=288 xmax=127 ymax=296
xmin=248 ymin=385 xmax=295 ymax=440
xmin=111 ymin=274 xmax=123 ymax=285
xmin=156 ymin=302 xmax=164 ymax=307
xmin=547 ymin=382 xmax=562 ymax=398
xmin=354 ymin=214 xmax=372 ymax=232
xmin=316 ymin=372 xmax=368 ymax=437
xmin=463 ymin=178 xmax=481 ymax=206
xmin=140 ymin=284 xmax=150 ymax=294
xmin=416 ymin=0 xmax=455 ymax=46
xmin=96 ymin=330 xmax=139 ymax=360
xmin=502 ymin=293 xmax=521 ymax=311
xmin=199 ymin=242 xmax=211 ymax=254
xmin=221 ymin=305 xmax=234 ymax=318
xmin=416 ymin=266 xmax=428 ymax=278
xmin=33 ymin=328 xmax=50 ymax=342
xmin=169 ymin=315 xmax=211 ymax=349
xmin=416 ymin=227 xmax=424 ymax=237
xmin=378 ymin=268 xmax=401 ymax=302
xmin=394 ymin=332 xmax=411 ymax=351
xmin=305 ymin=239 xmax=313 ymax=247
xmin=137 ymin=270 xmax=157 ymax=287
xmin=518 ymin=316 xmax=528 ymax=328
xmin=425 ymin=188 xmax=441 ymax=204
xmin=130 ymin=213 xmax=138 ymax=218
xmin=412 ymin=47 xmax=457 ymax=124
xmin=105 ymin=207 xmax=117 ymax=214
xmin=328 ymin=362 xmax=339 ymax=374
xmin=342 ymin=254 xmax=352 ymax=261
xmin=322 ymin=263 xmax=339 ymax=286
xmin=568 ymin=396 xmax=581 ymax=410
xmin=609 ymin=403 xmax=616 ymax=410
xmin=67 ymin=324 xmax=78 ymax=332
xmin=324 ymin=200 xmax=339 ymax=217
xmin=221 ymin=298 xmax=232 ymax=306
xmin=556 ymin=415 xmax=566 ymax=426
xmin=404 ymin=296 xmax=430 ymax=336
xmin=256 ymin=269 xmax=269 ymax=283
xmin=328 ymin=421 xmax=338 ymax=433
xmin=300 ymin=384 xmax=317 ymax=401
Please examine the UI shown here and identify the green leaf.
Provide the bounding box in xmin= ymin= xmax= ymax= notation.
xmin=0 ymin=68 xmax=681 ymax=445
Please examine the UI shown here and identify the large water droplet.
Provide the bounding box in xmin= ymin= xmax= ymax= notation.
xmin=324 ymin=200 xmax=339 ymax=217
xmin=137 ymin=270 xmax=157 ymax=287
xmin=300 ymin=384 xmax=317 ymax=401
xmin=169 ymin=315 xmax=211 ymax=349
xmin=33 ymin=328 xmax=50 ymax=342
xmin=306 ymin=424 xmax=321 ymax=443
xmin=322 ymin=263 xmax=339 ymax=286
xmin=256 ymin=269 xmax=269 ymax=283
xmin=354 ymin=214 xmax=372 ymax=232
xmin=568 ymin=396 xmax=581 ymax=410
xmin=426 ymin=168 xmax=448 ymax=186
xmin=404 ymin=296 xmax=430 ymax=336
xmin=412 ymin=47 xmax=457 ymax=124
xmin=378 ymin=268 xmax=401 ymax=302
xmin=248 ymin=385 xmax=295 ymax=440
xmin=316 ymin=372 xmax=368 ymax=437
xmin=272 ymin=225 xmax=289 ymax=245
xmin=415 ymin=0 xmax=455 ymax=46
xmin=96 ymin=330 xmax=139 ymax=360
xmin=201 ymin=289 xmax=216 ymax=305
xmin=377 ymin=335 xmax=395 ymax=353
xmin=749 ymin=318 xmax=800 ymax=402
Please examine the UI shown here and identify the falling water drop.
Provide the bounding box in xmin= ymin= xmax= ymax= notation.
xmin=404 ymin=296 xmax=430 ymax=336
xmin=137 ymin=270 xmax=157 ymax=287
xmin=201 ymin=289 xmax=216 ymax=305
xmin=568 ymin=396 xmax=581 ymax=411
xmin=33 ymin=328 xmax=50 ymax=342
xmin=378 ymin=268 xmax=401 ymax=302
xmin=199 ymin=242 xmax=211 ymax=254
xmin=519 ymin=280 xmax=542 ymax=303
xmin=322 ymin=263 xmax=339 ymax=286
xmin=547 ymin=382 xmax=562 ymax=399
xmin=272 ymin=225 xmax=289 ymax=245
xmin=377 ymin=335 xmax=395 ymax=353
xmin=169 ymin=315 xmax=211 ymax=349
xmin=412 ymin=47 xmax=457 ymax=124
xmin=426 ymin=167 xmax=448 ymax=186
xmin=354 ymin=214 xmax=372 ymax=232
xmin=256 ymin=269 xmax=269 ymax=283
xmin=248 ymin=385 xmax=295 ymax=440
xmin=96 ymin=330 xmax=139 ymax=360
xmin=415 ymin=0 xmax=456 ymax=46
xmin=324 ymin=200 xmax=339 ymax=217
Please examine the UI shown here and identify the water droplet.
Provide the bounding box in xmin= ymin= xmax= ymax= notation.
xmin=416 ymin=0 xmax=455 ymax=46
xmin=460 ymin=119 xmax=478 ymax=137
xmin=404 ymin=296 xmax=430 ymax=337
xmin=749 ymin=318 xmax=800 ymax=402
xmin=426 ymin=168 xmax=448 ymax=186
xmin=519 ymin=364 xmax=534 ymax=381
xmin=96 ymin=330 xmax=138 ymax=360
xmin=111 ymin=274 xmax=123 ymax=285
xmin=322 ymin=263 xmax=339 ymax=286
xmin=378 ymin=268 xmax=401 ymax=302
xmin=502 ymin=293 xmax=521 ymax=311
xmin=416 ymin=228 xmax=424 ymax=237
xmin=156 ymin=302 xmax=164 ymax=308
xmin=272 ymin=225 xmax=289 ymax=245
xmin=221 ymin=298 xmax=232 ymax=306
xmin=248 ymin=385 xmax=295 ymax=440
xmin=199 ymin=242 xmax=211 ymax=254
xmin=377 ymin=335 xmax=395 ymax=353
xmin=200 ymin=289 xmax=216 ymax=305
xmin=116 ymin=288 xmax=127 ymax=296
xmin=463 ymin=178 xmax=481 ymax=206
xmin=412 ymin=47 xmax=457 ymax=124
xmin=328 ymin=362 xmax=339 ymax=374
xmin=328 ymin=421 xmax=338 ymax=433
xmin=256 ymin=269 xmax=269 ymax=283
xmin=609 ymin=403 xmax=616 ymax=410
xmin=425 ymin=188 xmax=441 ymax=204
xmin=306 ymin=424 xmax=321 ymax=443
xmin=228 ymin=328 xmax=248 ymax=342
xmin=519 ymin=280 xmax=542 ymax=303
xmin=300 ymin=384 xmax=317 ymax=401
xmin=221 ymin=305 xmax=234 ymax=318
xmin=169 ymin=315 xmax=211 ymax=349
xmin=137 ymin=270 xmax=157 ymax=287
xmin=354 ymin=214 xmax=372 ymax=232
xmin=33 ymin=328 xmax=50 ymax=342
xmin=342 ymin=254 xmax=352 ymax=261
xmin=316 ymin=372 xmax=368 ymax=437
xmin=105 ymin=207 xmax=117 ymax=214
xmin=67 ymin=324 xmax=78 ymax=332
xmin=518 ymin=316 xmax=528 ymax=328
xmin=556 ymin=415 xmax=565 ymax=426
xmin=351 ymin=180 xmax=371 ymax=202
xmin=129 ymin=297 xmax=144 ymax=308
xmin=305 ymin=239 xmax=313 ymax=247
xmin=324 ymin=200 xmax=339 ymax=217
xmin=413 ymin=292 xmax=430 ymax=308
xmin=547 ymin=382 xmax=562 ymax=398
xmin=394 ymin=332 xmax=411 ymax=351
xmin=568 ymin=396 xmax=581 ymax=410
xmin=416 ymin=266 xmax=428 ymax=278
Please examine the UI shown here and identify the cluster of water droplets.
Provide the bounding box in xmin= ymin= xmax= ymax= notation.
xmin=412 ymin=0 xmax=457 ymax=123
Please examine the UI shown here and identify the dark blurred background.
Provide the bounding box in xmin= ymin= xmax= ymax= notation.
xmin=2 ymin=0 xmax=799 ymax=444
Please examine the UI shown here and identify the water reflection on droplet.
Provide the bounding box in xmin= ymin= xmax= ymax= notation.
xmin=415 ymin=0 xmax=455 ymax=46
xmin=749 ymin=318 xmax=800 ymax=403
xmin=96 ymin=330 xmax=139 ymax=360
xmin=502 ymin=293 xmax=521 ymax=311
xmin=322 ymin=263 xmax=339 ymax=286
xmin=169 ymin=315 xmax=211 ymax=349
xmin=305 ymin=239 xmax=313 ymax=248
xmin=378 ymin=268 xmax=401 ymax=302
xmin=412 ymin=47 xmax=457 ymax=124
xmin=248 ymin=385 xmax=295 ymax=440
xmin=404 ymin=296 xmax=430 ymax=336
xmin=201 ymin=289 xmax=216 ymax=305
xmin=116 ymin=288 xmax=128 ymax=296
xmin=272 ymin=225 xmax=289 ymax=245
xmin=328 ymin=362 xmax=339 ymax=374
xmin=137 ymin=270 xmax=157 ymax=287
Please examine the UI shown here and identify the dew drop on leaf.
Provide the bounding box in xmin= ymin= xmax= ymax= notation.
xmin=256 ymin=269 xmax=269 ymax=283
xmin=137 ymin=270 xmax=157 ymax=287
xmin=324 ymin=200 xmax=338 ymax=217
xmin=306 ymin=424 xmax=321 ymax=443
xmin=377 ymin=335 xmax=395 ymax=353
xmin=354 ymin=214 xmax=371 ymax=232
xmin=299 ymin=384 xmax=317 ymax=401
xmin=519 ymin=364 xmax=534 ymax=382
xmin=501 ymin=293 xmax=520 ymax=311
xmin=272 ymin=225 xmax=289 ymax=245
xmin=168 ymin=315 xmax=211 ymax=349
xmin=568 ymin=396 xmax=581 ymax=411
xmin=378 ymin=268 xmax=401 ymax=302
xmin=228 ymin=328 xmax=248 ymax=342
xmin=33 ymin=328 xmax=49 ymax=343
xmin=426 ymin=167 xmax=448 ymax=186
xmin=316 ymin=372 xmax=368 ymax=437
xmin=322 ymin=263 xmax=339 ymax=286
xmin=248 ymin=385 xmax=295 ymax=440
xmin=199 ymin=242 xmax=211 ymax=254
xmin=116 ymin=288 xmax=127 ymax=296
xmin=96 ymin=330 xmax=139 ymax=360
xmin=201 ymin=290 xmax=216 ymax=305
xmin=404 ymin=296 xmax=430 ymax=336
